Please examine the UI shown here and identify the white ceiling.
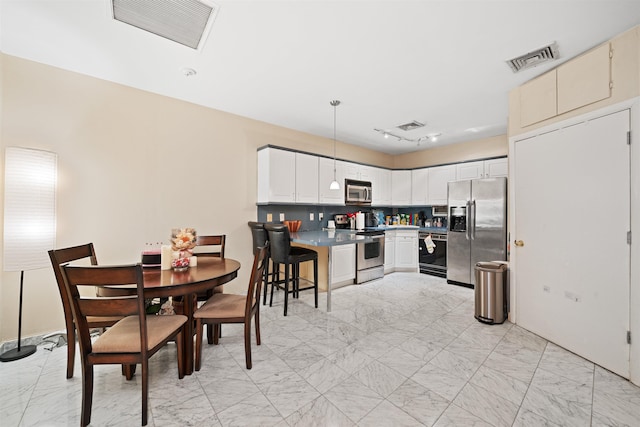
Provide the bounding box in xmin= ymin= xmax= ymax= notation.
xmin=2 ymin=1 xmax=640 ymax=155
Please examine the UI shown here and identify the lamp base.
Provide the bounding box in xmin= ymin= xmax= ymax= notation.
xmin=0 ymin=344 xmax=37 ymax=362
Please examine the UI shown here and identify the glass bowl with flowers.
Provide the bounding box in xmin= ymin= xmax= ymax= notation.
xmin=171 ymin=228 xmax=197 ymax=271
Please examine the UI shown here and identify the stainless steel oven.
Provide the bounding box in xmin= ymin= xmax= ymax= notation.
xmin=356 ymin=230 xmax=385 ymax=283
xmin=419 ymin=232 xmax=447 ymax=278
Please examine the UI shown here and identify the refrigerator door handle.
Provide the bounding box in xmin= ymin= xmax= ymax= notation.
xmin=470 ymin=199 xmax=476 ymax=240
xmin=465 ymin=200 xmax=471 ymax=240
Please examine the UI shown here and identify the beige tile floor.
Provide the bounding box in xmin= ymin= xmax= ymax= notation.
xmin=2 ymin=272 xmax=640 ymax=426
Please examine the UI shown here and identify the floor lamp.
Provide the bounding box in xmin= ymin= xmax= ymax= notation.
xmin=1 ymin=147 xmax=57 ymax=362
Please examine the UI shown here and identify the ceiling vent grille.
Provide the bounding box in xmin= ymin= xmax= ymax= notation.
xmin=507 ymin=42 xmax=559 ymax=73
xmin=396 ymin=121 xmax=425 ymax=131
xmin=111 ymin=0 xmax=218 ymax=50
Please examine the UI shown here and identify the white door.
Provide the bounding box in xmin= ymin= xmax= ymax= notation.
xmin=513 ymin=109 xmax=630 ymax=377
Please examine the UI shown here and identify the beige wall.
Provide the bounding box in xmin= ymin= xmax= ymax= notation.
xmin=393 ymin=135 xmax=508 ymax=169
xmin=508 ymin=26 xmax=640 ymax=137
xmin=0 ymin=54 xmax=500 ymax=343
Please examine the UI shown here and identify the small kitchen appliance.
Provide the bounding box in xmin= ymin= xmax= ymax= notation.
xmin=333 ymin=214 xmax=349 ymax=229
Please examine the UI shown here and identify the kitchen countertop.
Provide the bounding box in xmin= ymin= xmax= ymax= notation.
xmin=290 ymin=229 xmax=377 ymax=247
xmin=291 ymin=226 xmax=448 ymax=247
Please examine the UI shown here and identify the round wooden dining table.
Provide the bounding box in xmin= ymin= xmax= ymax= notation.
xmin=143 ymin=257 xmax=241 ymax=375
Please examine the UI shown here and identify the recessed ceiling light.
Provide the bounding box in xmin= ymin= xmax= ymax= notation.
xmin=181 ymin=67 xmax=197 ymax=77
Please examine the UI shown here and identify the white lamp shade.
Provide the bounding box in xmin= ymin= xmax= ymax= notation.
xmin=4 ymin=147 xmax=57 ymax=272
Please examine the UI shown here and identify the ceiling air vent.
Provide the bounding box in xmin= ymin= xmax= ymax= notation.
xmin=396 ymin=121 xmax=425 ymax=132
xmin=507 ymin=42 xmax=559 ymax=73
xmin=111 ymin=0 xmax=219 ymax=50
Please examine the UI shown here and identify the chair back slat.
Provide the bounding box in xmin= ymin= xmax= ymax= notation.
xmin=194 ymin=235 xmax=226 ymax=258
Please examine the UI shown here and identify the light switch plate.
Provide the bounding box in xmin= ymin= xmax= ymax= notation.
xmin=279 ymin=213 xmax=285 ymax=221
xmin=310 ymin=213 xmax=314 ymax=221
xmin=319 ymin=213 xmax=324 ymax=221
xmin=266 ymin=213 xmax=272 ymax=222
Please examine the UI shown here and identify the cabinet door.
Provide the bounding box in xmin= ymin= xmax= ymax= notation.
xmin=376 ymin=168 xmax=392 ymax=206
xmin=456 ymin=161 xmax=484 ymax=181
xmin=428 ymin=165 xmax=456 ymax=205
xmin=318 ymin=157 xmax=344 ymax=205
xmin=520 ymin=70 xmax=557 ymax=127
xmin=258 ymin=148 xmax=295 ymax=203
xmin=395 ymin=232 xmax=417 ymax=269
xmin=411 ymin=168 xmax=429 ymax=205
xmin=392 ymin=170 xmax=412 ymax=206
xmin=557 ymin=43 xmax=611 ymax=114
xmin=484 ymin=158 xmax=508 ymax=178
xmin=384 ymin=231 xmax=396 ymax=272
xmin=331 ymin=244 xmax=356 ymax=283
xmin=295 ymin=153 xmax=319 ymax=203
xmin=340 ymin=161 xmax=359 ymax=180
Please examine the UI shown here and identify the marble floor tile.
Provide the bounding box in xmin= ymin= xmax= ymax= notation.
xmin=4 ymin=271 xmax=640 ymax=427
xmin=323 ymin=376 xmax=384 ymax=423
xmin=452 ymin=382 xmax=520 ymax=427
xmin=387 ymin=379 xmax=450 ymax=426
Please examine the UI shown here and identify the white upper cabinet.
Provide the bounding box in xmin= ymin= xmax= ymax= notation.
xmin=427 ymin=165 xmax=456 ymax=205
xmin=258 ymin=147 xmax=507 ymax=206
xmin=257 ymin=147 xmax=296 ymax=203
xmin=374 ymin=168 xmax=392 ymax=206
xmin=257 ymin=147 xmax=318 ymax=204
xmin=411 ymin=168 xmax=429 ymax=205
xmin=318 ymin=157 xmax=344 ymax=205
xmin=456 ymin=161 xmax=485 ymax=180
xmin=456 ymin=158 xmax=508 ymax=180
xmin=392 ymin=170 xmax=412 ymax=206
xmin=484 ymin=158 xmax=508 ymax=178
xmin=295 ymin=152 xmax=319 ymax=203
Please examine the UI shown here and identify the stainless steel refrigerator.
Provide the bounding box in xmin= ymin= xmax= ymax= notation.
xmin=447 ymin=177 xmax=507 ymax=287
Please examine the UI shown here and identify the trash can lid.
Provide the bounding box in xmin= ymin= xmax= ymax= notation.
xmin=475 ymin=261 xmax=507 ymax=272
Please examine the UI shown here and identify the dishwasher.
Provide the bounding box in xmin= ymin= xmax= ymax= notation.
xmin=418 ymin=232 xmax=447 ymax=278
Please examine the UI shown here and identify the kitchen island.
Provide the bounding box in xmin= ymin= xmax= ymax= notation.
xmin=289 ymin=229 xmax=377 ymax=312
xmin=289 ymin=227 xmax=424 ymax=311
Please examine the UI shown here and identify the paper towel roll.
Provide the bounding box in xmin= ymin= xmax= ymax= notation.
xmin=356 ymin=212 xmax=365 ymax=230
xmin=161 ymin=245 xmax=172 ymax=270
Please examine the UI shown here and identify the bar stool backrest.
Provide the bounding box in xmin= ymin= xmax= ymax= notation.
xmin=264 ymin=224 xmax=291 ymax=264
xmin=248 ymin=222 xmax=268 ymax=255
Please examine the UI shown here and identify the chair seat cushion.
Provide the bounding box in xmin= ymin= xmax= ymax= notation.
xmin=92 ymin=314 xmax=187 ymax=353
xmin=288 ymin=247 xmax=317 ymax=263
xmin=193 ymin=293 xmax=249 ymax=320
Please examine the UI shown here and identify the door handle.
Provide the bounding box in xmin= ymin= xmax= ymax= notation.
xmin=514 ymin=240 xmax=524 ymax=247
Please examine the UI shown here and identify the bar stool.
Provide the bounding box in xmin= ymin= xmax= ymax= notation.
xmin=248 ymin=221 xmax=273 ymax=305
xmin=264 ymin=223 xmax=318 ymax=316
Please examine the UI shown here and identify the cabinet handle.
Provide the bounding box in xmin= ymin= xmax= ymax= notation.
xmin=514 ymin=240 xmax=524 ymax=247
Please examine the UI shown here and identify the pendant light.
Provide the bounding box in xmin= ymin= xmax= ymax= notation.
xmin=329 ymin=100 xmax=341 ymax=190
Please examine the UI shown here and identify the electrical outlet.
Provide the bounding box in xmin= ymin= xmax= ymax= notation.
xmin=319 ymin=213 xmax=324 ymax=221
xmin=279 ymin=213 xmax=285 ymax=221
xmin=266 ymin=213 xmax=272 ymax=222
xmin=310 ymin=213 xmax=314 ymax=221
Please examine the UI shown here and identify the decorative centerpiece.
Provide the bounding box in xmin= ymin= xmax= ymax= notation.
xmin=170 ymin=228 xmax=197 ymax=271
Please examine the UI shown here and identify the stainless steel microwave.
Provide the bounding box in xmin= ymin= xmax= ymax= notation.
xmin=345 ymin=179 xmax=372 ymax=205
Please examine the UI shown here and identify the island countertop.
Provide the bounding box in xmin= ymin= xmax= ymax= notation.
xmin=290 ymin=229 xmax=376 ymax=247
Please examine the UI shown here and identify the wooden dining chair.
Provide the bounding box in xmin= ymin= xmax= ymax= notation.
xmin=62 ymin=263 xmax=187 ymax=427
xmin=48 ymin=244 xmax=123 ymax=379
xmin=190 ymin=234 xmax=227 ymax=343
xmin=194 ymin=244 xmax=267 ymax=370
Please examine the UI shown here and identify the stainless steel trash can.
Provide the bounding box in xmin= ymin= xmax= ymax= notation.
xmin=474 ymin=261 xmax=507 ymax=324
